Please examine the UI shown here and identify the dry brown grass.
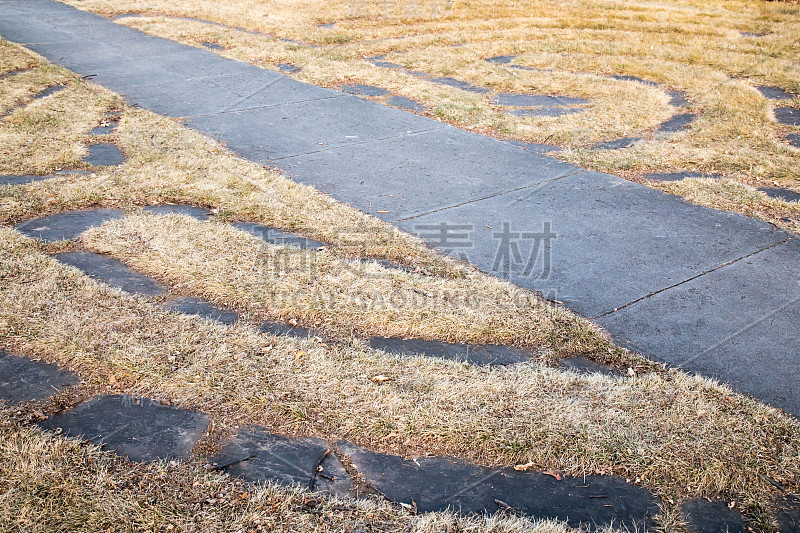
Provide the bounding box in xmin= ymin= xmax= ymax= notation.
xmin=56 ymin=0 xmax=800 ymax=233
xmin=2 ymin=228 xmax=799 ymax=527
xmin=2 ymin=40 xmax=800 ymax=530
xmin=80 ymin=213 xmax=599 ymax=352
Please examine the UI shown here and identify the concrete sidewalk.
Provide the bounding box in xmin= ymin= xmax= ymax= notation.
xmin=1 ymin=0 xmax=798 ymax=415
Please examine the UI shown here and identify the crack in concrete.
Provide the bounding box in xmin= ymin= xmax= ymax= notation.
xmin=264 ymin=126 xmax=445 ymax=161
xmin=182 ymin=94 xmax=347 ymax=119
xmin=394 ymin=169 xmax=587 ymax=222
xmin=674 ymin=289 xmax=800 ymax=368
xmin=593 ymin=237 xmax=794 ymax=320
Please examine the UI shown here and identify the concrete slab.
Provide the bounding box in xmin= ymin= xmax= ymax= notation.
xmin=0 ymin=351 xmax=79 ymax=405
xmin=370 ymin=59 xmax=406 ymax=70
xmin=592 ymin=137 xmax=641 ymax=150
xmin=775 ymin=107 xmax=800 ymax=126
xmin=775 ymin=495 xmax=800 ymax=532
xmin=210 ymin=426 xmax=352 ymax=496
xmin=164 ymin=296 xmax=239 ymax=325
xmin=114 ymin=71 xmax=325 ymax=118
xmin=0 ymin=174 xmax=54 ymax=186
xmin=395 ymin=172 xmax=787 ymax=317
xmin=90 ymin=122 xmax=117 ymax=135
xmin=387 ymin=95 xmax=424 ymax=112
xmin=757 ymin=86 xmax=795 ymax=100
xmin=54 ymin=251 xmax=167 ymax=296
xmin=431 ymin=77 xmax=490 ymax=93
xmin=485 ymin=55 xmax=516 ymax=64
xmin=759 ymin=186 xmax=800 ymax=203
xmin=667 ymin=90 xmax=690 ymax=108
xmin=84 ymin=143 xmax=125 ymax=166
xmin=341 ymin=83 xmax=389 ymax=96
xmin=657 ymin=113 xmax=696 ymax=133
xmin=680 ymin=500 xmax=747 ymax=533
xmin=14 ymin=208 xmax=124 ymax=242
xmin=368 ymin=337 xmax=530 ymax=366
xmin=232 ymin=222 xmax=328 ymax=249
xmin=273 ymin=127 xmax=581 ymax=221
xmin=643 ymin=172 xmax=721 ymax=182
xmin=276 ymin=63 xmax=301 ymax=73
xmin=187 ymin=93 xmax=436 ymax=160
xmin=32 ymin=85 xmax=65 ymax=99
xmin=259 ymin=321 xmax=316 ymax=339
xmin=508 ymin=107 xmax=583 ymax=117
xmin=143 ymin=204 xmax=212 ymax=220
xmin=609 ymin=74 xmax=659 ymax=87
xmin=596 ymin=238 xmax=800 ymax=414
xmin=560 ymin=356 xmax=619 ymax=376
xmin=492 ymin=94 xmax=588 ymax=106
xmin=338 ymin=441 xmax=660 ymax=529
xmin=39 ymin=395 xmax=209 ymax=462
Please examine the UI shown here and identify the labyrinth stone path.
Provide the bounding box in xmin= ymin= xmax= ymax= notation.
xmin=757 ymin=86 xmax=795 ymax=100
xmin=14 ymin=208 xmax=124 ymax=242
xmin=368 ymin=337 xmax=531 ymax=366
xmin=54 ymin=251 xmax=166 ymax=296
xmin=0 ymin=351 xmax=79 ymax=404
xmin=233 ymin=221 xmax=328 ymax=249
xmin=775 ymin=107 xmax=800 ymax=126
xmin=387 ymin=95 xmax=424 ymax=112
xmin=759 ymin=186 xmax=800 ymax=203
xmin=143 ymin=203 xmax=211 ymax=220
xmin=84 ymin=142 xmax=126 ymax=166
xmin=39 ymin=395 xmax=209 ymax=462
xmin=210 ymin=427 xmax=353 ymax=497
xmin=2 ymin=0 xmax=798 ymax=417
xmin=643 ymin=171 xmax=721 ymax=182
xmin=1 ymin=174 xmax=54 ymax=186
xmin=164 ymin=296 xmax=240 ymax=325
xmin=680 ymin=499 xmax=747 ymax=533
xmin=338 ymin=441 xmax=660 ymax=529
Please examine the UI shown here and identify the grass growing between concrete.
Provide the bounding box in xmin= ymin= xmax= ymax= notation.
xmin=1 ymin=40 xmax=799 ymax=531
xmin=57 ymin=0 xmax=800 ymax=233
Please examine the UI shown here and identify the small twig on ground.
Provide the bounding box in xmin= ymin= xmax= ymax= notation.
xmin=308 ymin=449 xmax=330 ymax=491
xmin=209 ymin=453 xmax=256 ymax=471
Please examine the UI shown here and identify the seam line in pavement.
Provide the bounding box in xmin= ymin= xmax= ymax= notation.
xmin=263 ymin=126 xmax=445 ymax=161
xmin=393 ymin=169 xmax=587 ymax=222
xmin=182 ymin=94 xmax=347 ymax=119
xmin=674 ymin=290 xmax=800 ymax=368
xmin=216 ymin=76 xmax=285 ymax=114
xmin=593 ymin=236 xmax=795 ymax=320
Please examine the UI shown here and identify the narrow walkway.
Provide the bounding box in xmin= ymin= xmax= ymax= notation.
xmin=1 ymin=0 xmax=798 ymax=416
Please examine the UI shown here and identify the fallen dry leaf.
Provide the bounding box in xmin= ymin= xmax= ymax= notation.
xmin=543 ymin=470 xmax=562 ymax=481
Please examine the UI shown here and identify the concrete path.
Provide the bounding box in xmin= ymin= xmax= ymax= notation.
xmin=1 ymin=0 xmax=798 ymax=415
